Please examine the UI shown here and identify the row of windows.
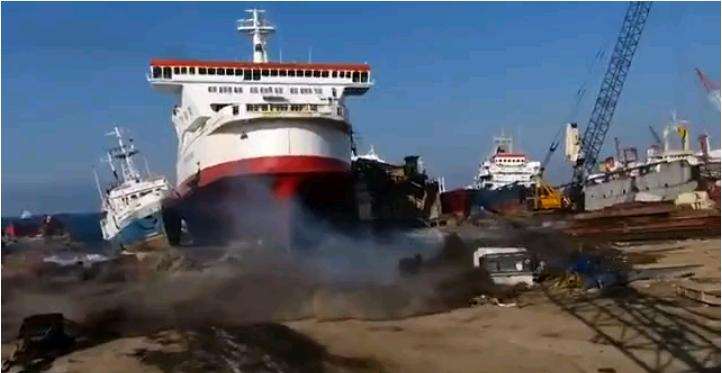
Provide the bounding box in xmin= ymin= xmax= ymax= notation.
xmin=153 ymin=66 xmax=369 ymax=83
xmin=207 ymin=86 xmax=324 ymax=95
xmin=246 ymin=104 xmax=319 ymax=112
xmin=495 ymin=158 xmax=525 ymax=164
xmin=208 ymin=86 xmax=242 ymax=94
xmin=208 ymin=102 xmax=343 ymax=116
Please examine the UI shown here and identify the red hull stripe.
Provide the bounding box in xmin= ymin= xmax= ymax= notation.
xmin=177 ymin=155 xmax=349 ymax=197
xmin=150 ymin=59 xmax=370 ymax=72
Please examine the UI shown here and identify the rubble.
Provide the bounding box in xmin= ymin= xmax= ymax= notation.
xmin=2 ymin=314 xmax=78 ymax=372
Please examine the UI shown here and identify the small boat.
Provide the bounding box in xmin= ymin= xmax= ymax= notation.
xmin=96 ymin=127 xmax=171 ymax=251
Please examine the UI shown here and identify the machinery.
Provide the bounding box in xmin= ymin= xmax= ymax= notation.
xmin=569 ymin=2 xmax=652 ymax=209
xmin=530 ymin=129 xmax=568 ymax=211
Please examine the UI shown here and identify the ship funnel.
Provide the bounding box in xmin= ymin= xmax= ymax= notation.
xmin=237 ymin=9 xmax=275 ymax=63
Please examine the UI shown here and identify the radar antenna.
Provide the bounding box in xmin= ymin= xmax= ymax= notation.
xmin=237 ymin=9 xmax=276 ymax=63
xmin=106 ymin=126 xmax=141 ymax=183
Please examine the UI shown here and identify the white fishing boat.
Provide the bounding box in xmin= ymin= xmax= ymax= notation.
xmin=96 ymin=127 xmax=171 ymax=250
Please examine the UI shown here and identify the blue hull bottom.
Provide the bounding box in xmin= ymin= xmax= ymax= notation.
xmin=112 ymin=210 xmax=167 ymax=250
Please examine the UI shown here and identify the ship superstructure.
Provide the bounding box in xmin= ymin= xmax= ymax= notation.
xmin=474 ymin=135 xmax=541 ymax=190
xmin=148 ymin=10 xmax=372 ymax=244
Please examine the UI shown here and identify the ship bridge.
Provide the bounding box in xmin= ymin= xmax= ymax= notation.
xmin=148 ymin=60 xmax=372 ymax=96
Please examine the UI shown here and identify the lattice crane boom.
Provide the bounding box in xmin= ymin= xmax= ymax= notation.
xmin=572 ymin=2 xmax=652 ymax=187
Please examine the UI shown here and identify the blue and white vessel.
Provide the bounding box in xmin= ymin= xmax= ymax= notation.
xmin=96 ymin=127 xmax=171 ymax=250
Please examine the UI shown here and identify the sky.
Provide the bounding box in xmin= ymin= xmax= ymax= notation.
xmin=2 ymin=2 xmax=720 ymax=215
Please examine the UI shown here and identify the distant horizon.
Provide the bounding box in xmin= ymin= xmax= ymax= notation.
xmin=2 ymin=2 xmax=720 ymax=215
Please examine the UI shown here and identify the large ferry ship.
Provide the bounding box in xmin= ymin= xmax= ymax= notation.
xmin=148 ymin=10 xmax=372 ymax=245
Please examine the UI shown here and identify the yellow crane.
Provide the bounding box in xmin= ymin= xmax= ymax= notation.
xmin=529 ymin=130 xmax=569 ymax=211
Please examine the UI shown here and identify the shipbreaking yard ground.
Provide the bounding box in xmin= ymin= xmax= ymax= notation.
xmin=1 ymin=214 xmax=720 ymax=372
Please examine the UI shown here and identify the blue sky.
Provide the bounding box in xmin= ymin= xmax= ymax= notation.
xmin=2 ymin=2 xmax=720 ymax=215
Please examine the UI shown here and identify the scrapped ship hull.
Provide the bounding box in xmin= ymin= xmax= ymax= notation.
xmin=471 ymin=184 xmax=531 ymax=215
xmin=164 ymin=155 xmax=357 ymax=247
xmin=583 ymin=160 xmax=698 ymax=211
xmin=440 ymin=189 xmax=472 ymax=218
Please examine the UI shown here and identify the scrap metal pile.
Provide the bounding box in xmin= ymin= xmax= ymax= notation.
xmin=561 ymin=202 xmax=720 ymax=241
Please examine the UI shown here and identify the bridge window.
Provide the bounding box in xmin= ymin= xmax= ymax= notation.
xmin=208 ymin=86 xmax=217 ymax=93
xmin=304 ymin=70 xmax=312 ymax=77
xmin=288 ymin=70 xmax=296 ymax=77
xmin=189 ymin=67 xmax=195 ymax=74
xmin=352 ymin=71 xmax=360 ymax=82
xmin=345 ymin=71 xmax=351 ymax=78
xmin=181 ymin=67 xmax=187 ymax=74
xmin=208 ymin=68 xmax=216 ymax=75
xmin=260 ymin=87 xmax=272 ymax=94
xmin=322 ymin=71 xmax=329 ymax=78
xmin=252 ymin=69 xmax=261 ymax=80
xmin=234 ymin=87 xmax=242 ymax=93
xmin=250 ymin=87 xmax=259 ymax=93
xmin=360 ymin=72 xmax=368 ymax=82
xmin=274 ymin=87 xmax=283 ymax=94
xmin=313 ymin=70 xmax=320 ymax=78
xmin=262 ymin=69 xmax=269 ymax=77
xmin=314 ymin=88 xmax=322 ymax=94
xmin=217 ymin=68 xmax=225 ymax=76
xmin=174 ymin=67 xmax=180 ymax=74
xmin=226 ymin=68 xmax=233 ymax=75
xmin=296 ymin=69 xmax=303 ymax=76
xmin=243 ymin=69 xmax=251 ymax=80
xmin=271 ymin=69 xmax=278 ymax=77
xmin=210 ymin=103 xmax=231 ymax=112
xmin=279 ymin=70 xmax=287 ymax=77
xmin=163 ymin=67 xmax=172 ymax=79
xmin=235 ymin=69 xmax=243 ymax=76
xmin=152 ymin=66 xmax=161 ymax=78
xmin=290 ymin=87 xmax=298 ymax=94
xmin=199 ymin=67 xmax=207 ymax=75
xmin=332 ymin=71 xmax=338 ymax=78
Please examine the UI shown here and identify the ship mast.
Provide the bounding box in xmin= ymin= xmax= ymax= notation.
xmin=107 ymin=126 xmax=141 ymax=183
xmin=237 ymin=9 xmax=276 ymax=63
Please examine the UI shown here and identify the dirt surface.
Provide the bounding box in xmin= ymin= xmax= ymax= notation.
xmin=288 ymin=238 xmax=721 ymax=373
xmin=2 ymin=228 xmax=719 ymax=372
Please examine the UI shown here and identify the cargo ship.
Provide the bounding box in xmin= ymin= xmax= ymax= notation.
xmin=148 ymin=10 xmax=372 ymax=245
xmin=439 ymin=134 xmax=541 ymax=217
xmin=471 ymin=135 xmax=541 ymax=214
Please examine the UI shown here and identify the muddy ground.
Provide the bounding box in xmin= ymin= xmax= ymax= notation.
xmin=1 ymin=217 xmax=720 ymax=372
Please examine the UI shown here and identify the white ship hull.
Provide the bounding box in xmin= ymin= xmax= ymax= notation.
xmin=175 ymin=118 xmax=352 ymax=193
